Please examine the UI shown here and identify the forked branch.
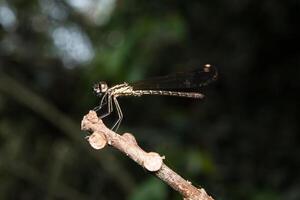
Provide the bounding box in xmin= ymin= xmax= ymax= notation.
xmin=81 ymin=111 xmax=214 ymax=200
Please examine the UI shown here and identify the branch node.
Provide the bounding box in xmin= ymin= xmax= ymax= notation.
xmin=87 ymin=131 xmax=107 ymax=149
xmin=122 ymin=133 xmax=137 ymax=145
xmin=143 ymin=152 xmax=163 ymax=172
xmin=81 ymin=110 xmax=100 ymax=132
xmin=86 ymin=110 xmax=99 ymax=123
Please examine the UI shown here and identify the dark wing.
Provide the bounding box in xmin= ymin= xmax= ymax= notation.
xmin=131 ymin=65 xmax=218 ymax=92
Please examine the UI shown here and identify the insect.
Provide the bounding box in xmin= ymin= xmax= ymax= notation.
xmin=93 ymin=64 xmax=217 ymax=131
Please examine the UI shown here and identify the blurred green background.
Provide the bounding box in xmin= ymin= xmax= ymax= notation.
xmin=0 ymin=0 xmax=299 ymax=200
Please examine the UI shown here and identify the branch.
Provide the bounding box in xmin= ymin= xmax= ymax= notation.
xmin=81 ymin=111 xmax=214 ymax=200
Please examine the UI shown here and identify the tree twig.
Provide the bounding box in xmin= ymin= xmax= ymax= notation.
xmin=81 ymin=111 xmax=214 ymax=200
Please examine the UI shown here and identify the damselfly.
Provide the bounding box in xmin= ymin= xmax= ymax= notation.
xmin=93 ymin=64 xmax=217 ymax=131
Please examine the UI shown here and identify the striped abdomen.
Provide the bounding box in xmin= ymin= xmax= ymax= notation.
xmin=134 ymin=90 xmax=204 ymax=99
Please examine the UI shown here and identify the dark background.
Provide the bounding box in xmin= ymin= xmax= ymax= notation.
xmin=0 ymin=1 xmax=299 ymax=200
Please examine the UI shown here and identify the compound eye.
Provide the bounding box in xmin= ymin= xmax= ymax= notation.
xmin=100 ymin=82 xmax=108 ymax=92
xmin=93 ymin=83 xmax=101 ymax=94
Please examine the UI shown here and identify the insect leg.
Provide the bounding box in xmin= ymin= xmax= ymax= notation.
xmin=94 ymin=92 xmax=108 ymax=111
xmin=111 ymin=96 xmax=123 ymax=131
xmin=99 ymin=94 xmax=113 ymax=119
